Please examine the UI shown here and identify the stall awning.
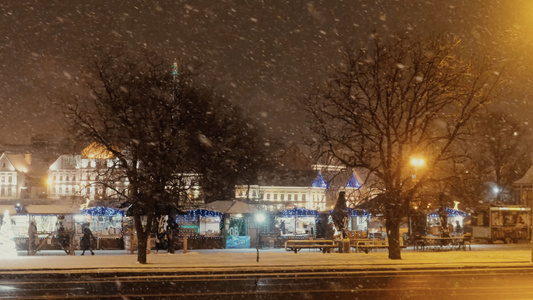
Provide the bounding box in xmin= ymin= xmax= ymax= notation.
xmin=0 ymin=205 xmax=17 ymax=215
xmin=205 ymin=200 xmax=260 ymax=214
xmin=25 ymin=205 xmax=81 ymax=215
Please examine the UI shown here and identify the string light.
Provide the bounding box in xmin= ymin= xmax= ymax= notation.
xmin=81 ymin=206 xmax=125 ymax=217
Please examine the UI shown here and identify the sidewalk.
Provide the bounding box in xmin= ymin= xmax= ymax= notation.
xmin=2 ymin=244 xmax=532 ymax=274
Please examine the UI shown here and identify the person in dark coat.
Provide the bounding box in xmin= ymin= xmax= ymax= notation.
xmin=80 ymin=227 xmax=95 ymax=255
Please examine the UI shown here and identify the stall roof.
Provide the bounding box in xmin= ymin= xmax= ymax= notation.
xmin=25 ymin=205 xmax=81 ymax=215
xmin=0 ymin=205 xmax=17 ymax=215
xmin=205 ymin=200 xmax=260 ymax=214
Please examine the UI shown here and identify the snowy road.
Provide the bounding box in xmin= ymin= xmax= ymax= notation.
xmin=1 ymin=266 xmax=533 ymax=299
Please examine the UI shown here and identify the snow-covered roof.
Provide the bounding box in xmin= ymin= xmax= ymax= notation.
xmin=514 ymin=166 xmax=533 ymax=185
xmin=25 ymin=204 xmax=81 ymax=215
xmin=205 ymin=200 xmax=260 ymax=214
xmin=0 ymin=205 xmax=17 ymax=215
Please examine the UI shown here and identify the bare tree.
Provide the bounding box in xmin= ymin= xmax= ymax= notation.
xmin=467 ymin=111 xmax=532 ymax=204
xmin=64 ymin=48 xmax=266 ymax=263
xmin=305 ymin=34 xmax=500 ymax=259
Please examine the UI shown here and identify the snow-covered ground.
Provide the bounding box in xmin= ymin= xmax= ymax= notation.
xmin=1 ymin=244 xmax=532 ymax=273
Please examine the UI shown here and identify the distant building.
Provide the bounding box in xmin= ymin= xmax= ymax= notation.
xmin=235 ymin=143 xmax=366 ymax=212
xmin=0 ymin=153 xmax=31 ymax=200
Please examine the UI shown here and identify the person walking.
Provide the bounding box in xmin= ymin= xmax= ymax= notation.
xmin=80 ymin=227 xmax=95 ymax=255
xmin=28 ymin=221 xmax=37 ymax=255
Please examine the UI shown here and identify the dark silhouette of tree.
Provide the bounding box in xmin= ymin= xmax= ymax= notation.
xmin=466 ymin=111 xmax=532 ymax=204
xmin=64 ymin=48 xmax=267 ymax=263
xmin=305 ymin=34 xmax=500 ymax=259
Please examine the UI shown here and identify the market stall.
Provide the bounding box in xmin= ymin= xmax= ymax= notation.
xmin=206 ymin=200 xmax=263 ymax=249
xmin=428 ymin=207 xmax=467 ymax=237
xmin=76 ymin=206 xmax=125 ymax=250
xmin=11 ymin=204 xmax=80 ymax=251
xmin=176 ymin=209 xmax=223 ymax=249
xmin=275 ymin=208 xmax=319 ymax=247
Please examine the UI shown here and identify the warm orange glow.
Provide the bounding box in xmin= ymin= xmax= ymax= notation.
xmin=410 ymin=157 xmax=425 ymax=168
xmin=81 ymin=142 xmax=117 ymax=159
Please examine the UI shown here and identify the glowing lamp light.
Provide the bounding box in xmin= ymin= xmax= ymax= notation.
xmin=255 ymin=213 xmax=266 ymax=223
xmin=492 ymin=186 xmax=501 ymax=195
xmin=410 ymin=157 xmax=426 ymax=168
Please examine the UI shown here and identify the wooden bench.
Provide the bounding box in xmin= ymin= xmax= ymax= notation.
xmin=355 ymin=240 xmax=389 ymax=253
xmin=285 ymin=239 xmax=337 ymax=253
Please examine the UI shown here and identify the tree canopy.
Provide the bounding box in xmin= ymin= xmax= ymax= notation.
xmin=306 ymin=34 xmax=501 ymax=259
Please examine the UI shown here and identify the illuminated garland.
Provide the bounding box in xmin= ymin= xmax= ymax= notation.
xmin=347 ymin=208 xmax=369 ymax=217
xmin=81 ymin=206 xmax=125 ymax=217
xmin=177 ymin=209 xmax=222 ymax=222
xmin=280 ymin=207 xmax=319 ymax=218
xmin=429 ymin=207 xmax=467 ymax=218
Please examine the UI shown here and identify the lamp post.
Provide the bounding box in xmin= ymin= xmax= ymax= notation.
xmin=255 ymin=213 xmax=265 ymax=262
xmin=409 ymin=157 xmax=425 ymax=239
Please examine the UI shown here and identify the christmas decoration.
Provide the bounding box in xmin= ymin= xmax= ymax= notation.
xmin=0 ymin=210 xmax=18 ymax=258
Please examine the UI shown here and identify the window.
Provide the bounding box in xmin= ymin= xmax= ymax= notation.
xmin=294 ymin=194 xmax=298 ymax=201
xmin=7 ymin=188 xmax=11 ymax=196
xmin=59 ymin=187 xmax=63 ymax=194
xmin=66 ymin=187 xmax=70 ymax=194
xmin=266 ymin=194 xmax=271 ymax=200
xmin=72 ymin=175 xmax=76 ymax=181
xmin=53 ymin=187 xmax=57 ymax=194
xmin=59 ymin=176 xmax=63 ymax=181
xmin=2 ymin=163 xmax=5 ymax=168
xmin=53 ymin=175 xmax=57 ymax=181
xmin=273 ymin=194 xmax=278 ymax=200
xmin=1 ymin=188 xmax=4 ymax=195
xmin=281 ymin=194 xmax=285 ymax=200
xmin=288 ymin=194 xmax=292 ymax=201
xmin=66 ymin=176 xmax=69 ymax=181
xmin=8 ymin=176 xmax=12 ymax=183
xmin=302 ymin=194 xmax=306 ymax=201
xmin=1 ymin=176 xmax=4 ymax=183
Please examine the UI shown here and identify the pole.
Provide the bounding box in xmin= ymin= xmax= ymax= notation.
xmin=183 ymin=235 xmax=188 ymax=254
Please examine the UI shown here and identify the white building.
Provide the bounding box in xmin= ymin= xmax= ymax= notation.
xmin=235 ymin=171 xmax=329 ymax=212
xmin=0 ymin=153 xmax=31 ymax=200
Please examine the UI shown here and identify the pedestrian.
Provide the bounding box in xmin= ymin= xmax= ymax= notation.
xmin=28 ymin=221 xmax=37 ymax=255
xmin=57 ymin=222 xmax=70 ymax=249
xmin=80 ymin=226 xmax=95 ymax=255
xmin=455 ymin=221 xmax=463 ymax=235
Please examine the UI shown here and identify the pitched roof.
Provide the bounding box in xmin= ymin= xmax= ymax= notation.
xmin=514 ymin=166 xmax=533 ymax=185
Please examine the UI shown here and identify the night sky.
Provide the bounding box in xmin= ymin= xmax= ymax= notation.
xmin=1 ymin=0 xmax=533 ymax=144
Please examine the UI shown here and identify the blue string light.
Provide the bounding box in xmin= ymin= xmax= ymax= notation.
xmin=81 ymin=206 xmax=125 ymax=217
xmin=177 ymin=209 xmax=222 ymax=222
xmin=280 ymin=207 xmax=319 ymax=218
xmin=429 ymin=207 xmax=466 ymax=218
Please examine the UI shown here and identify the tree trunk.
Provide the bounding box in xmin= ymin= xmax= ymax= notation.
xmin=386 ymin=217 xmax=402 ymax=260
xmin=167 ymin=214 xmax=176 ymax=254
xmin=134 ymin=213 xmax=154 ymax=264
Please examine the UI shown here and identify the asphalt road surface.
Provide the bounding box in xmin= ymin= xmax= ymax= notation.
xmin=1 ymin=266 xmax=533 ymax=299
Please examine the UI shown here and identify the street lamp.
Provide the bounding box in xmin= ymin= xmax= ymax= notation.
xmin=255 ymin=213 xmax=266 ymax=262
xmin=410 ymin=157 xmax=426 ymax=183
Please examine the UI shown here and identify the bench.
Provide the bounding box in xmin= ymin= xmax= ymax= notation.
xmin=355 ymin=240 xmax=389 ymax=253
xmin=285 ymin=239 xmax=337 ymax=253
